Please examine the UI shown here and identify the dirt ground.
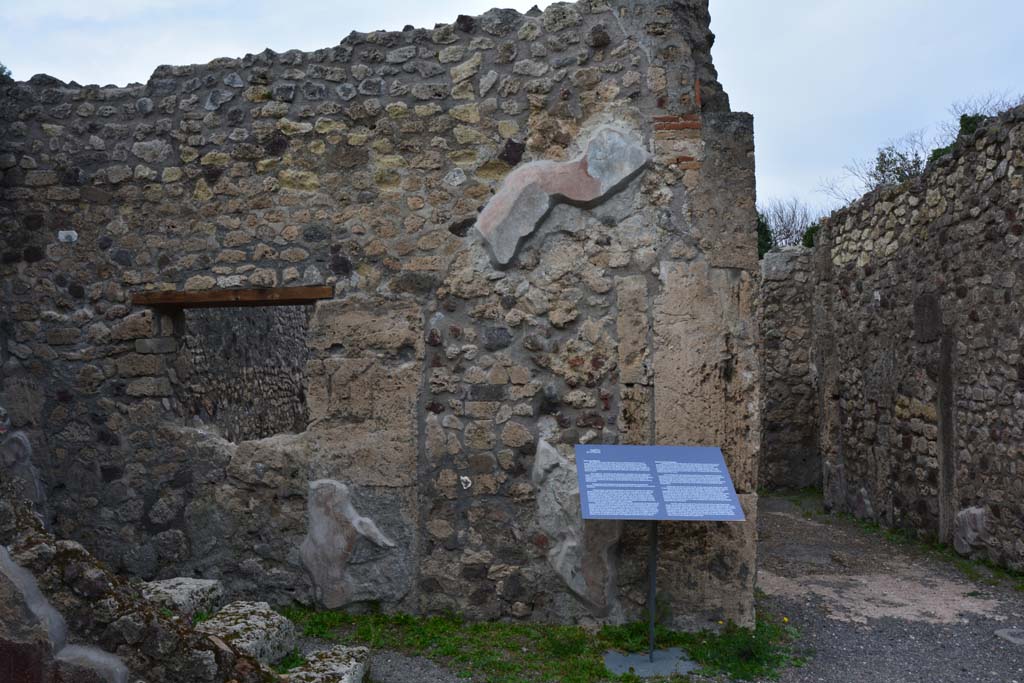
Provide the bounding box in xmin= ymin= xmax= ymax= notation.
xmin=757 ymin=495 xmax=1024 ymax=683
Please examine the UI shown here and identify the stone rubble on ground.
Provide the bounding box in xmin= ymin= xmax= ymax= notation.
xmin=142 ymin=577 xmax=225 ymax=618
xmin=282 ymin=645 xmax=370 ymax=683
xmin=195 ymin=600 xmax=297 ymax=664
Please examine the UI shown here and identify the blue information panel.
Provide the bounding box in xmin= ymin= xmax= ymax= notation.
xmin=574 ymin=444 xmax=745 ymax=521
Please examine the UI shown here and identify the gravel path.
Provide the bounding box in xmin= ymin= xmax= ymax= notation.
xmin=758 ymin=496 xmax=1024 ymax=683
xmin=369 ymin=651 xmax=470 ymax=683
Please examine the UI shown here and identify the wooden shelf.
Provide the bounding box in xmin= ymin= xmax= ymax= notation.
xmin=131 ymin=285 xmax=333 ymax=309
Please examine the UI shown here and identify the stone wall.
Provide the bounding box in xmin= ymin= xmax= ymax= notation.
xmin=0 ymin=0 xmax=761 ymax=629
xmin=178 ymin=306 xmax=310 ymax=441
xmin=760 ymin=247 xmax=818 ymax=490
xmin=763 ymin=106 xmax=1024 ymax=569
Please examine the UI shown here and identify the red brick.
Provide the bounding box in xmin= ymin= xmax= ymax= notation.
xmin=654 ymin=121 xmax=702 ymax=131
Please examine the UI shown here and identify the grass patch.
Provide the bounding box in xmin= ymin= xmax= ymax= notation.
xmin=192 ymin=610 xmax=212 ymax=624
xmin=278 ymin=605 xmax=801 ymax=682
xmin=272 ymin=649 xmax=306 ymax=674
xmin=599 ymin=617 xmax=803 ymax=681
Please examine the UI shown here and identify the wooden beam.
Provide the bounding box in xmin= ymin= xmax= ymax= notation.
xmin=131 ymin=285 xmax=333 ymax=309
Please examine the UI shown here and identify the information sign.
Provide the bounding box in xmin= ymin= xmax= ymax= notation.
xmin=574 ymin=444 xmax=745 ymax=522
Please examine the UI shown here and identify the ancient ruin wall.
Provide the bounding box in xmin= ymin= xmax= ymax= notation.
xmin=806 ymin=106 xmax=1024 ymax=568
xmin=1 ymin=0 xmax=760 ymax=629
xmin=177 ymin=306 xmax=310 ymax=441
xmin=759 ymin=247 xmax=818 ymax=490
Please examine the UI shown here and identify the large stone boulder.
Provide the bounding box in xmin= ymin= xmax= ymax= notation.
xmin=196 ymin=601 xmax=296 ymax=664
xmin=285 ymin=646 xmax=370 ymax=683
xmin=143 ymin=577 xmax=224 ymax=618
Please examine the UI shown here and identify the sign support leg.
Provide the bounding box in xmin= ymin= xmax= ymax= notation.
xmin=648 ymin=519 xmax=657 ymax=663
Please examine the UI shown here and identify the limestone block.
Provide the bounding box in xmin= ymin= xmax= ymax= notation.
xmin=142 ymin=577 xmax=224 ymax=618
xmin=308 ymin=298 xmax=423 ymax=357
xmin=285 ymin=645 xmax=370 ymax=683
xmin=308 ymin=426 xmax=417 ymax=488
xmin=691 ymin=113 xmax=758 ymax=273
xmin=195 ymin=601 xmax=296 ymax=664
xmin=653 ymin=261 xmax=759 ymax=493
xmin=300 ymin=480 xmax=396 ymax=609
xmin=615 ymin=275 xmax=649 ymax=385
xmin=616 ymin=494 xmax=758 ymax=630
xmin=306 ymin=359 xmax=418 ymax=431
xmin=664 ymin=493 xmax=757 ymax=628
xmin=476 ymin=126 xmax=648 ymax=264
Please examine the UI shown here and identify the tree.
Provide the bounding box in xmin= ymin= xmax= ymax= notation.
xmin=757 ymin=212 xmax=774 ymax=259
xmin=820 ymin=92 xmax=1024 ymax=206
xmin=928 ymin=93 xmax=1023 ymax=163
xmin=757 ymin=197 xmax=825 ymax=249
xmin=819 ymin=129 xmax=930 ymax=205
xmin=937 ymin=92 xmax=1024 ymax=142
xmin=0 ymin=62 xmax=11 ymax=81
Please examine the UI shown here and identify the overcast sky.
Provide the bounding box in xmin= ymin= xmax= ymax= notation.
xmin=2 ymin=0 xmax=1022 ymax=210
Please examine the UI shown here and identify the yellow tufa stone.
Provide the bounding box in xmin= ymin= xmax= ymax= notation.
xmin=278 ymin=119 xmax=314 ymax=136
xmin=475 ymin=159 xmax=511 ymax=181
xmin=278 ymin=169 xmax=319 ymax=191
xmin=450 ymin=52 xmax=482 ymax=83
xmin=449 ymin=103 xmax=480 ymax=124
xmin=451 ymin=80 xmax=476 ymax=101
xmin=200 ymin=151 xmax=231 ymax=167
xmin=184 ymin=275 xmax=216 ymax=290
xmin=256 ymin=158 xmax=280 ymax=173
xmin=497 ymin=120 xmax=520 ymax=138
xmin=375 ymin=155 xmax=407 ymax=169
xmin=243 ymin=86 xmax=271 ymax=102
xmin=448 ymin=149 xmax=479 ymax=165
xmin=454 ymin=126 xmax=491 ymax=145
xmin=314 ymin=118 xmax=347 ymax=134
xmin=415 ymin=104 xmax=442 ymax=117
xmin=385 ymin=102 xmax=410 ymax=118
xmin=193 ymin=178 xmax=213 ymax=201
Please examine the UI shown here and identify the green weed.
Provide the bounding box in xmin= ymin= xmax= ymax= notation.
xmin=272 ymin=649 xmax=306 ymax=674
xmin=277 ymin=605 xmax=801 ymax=682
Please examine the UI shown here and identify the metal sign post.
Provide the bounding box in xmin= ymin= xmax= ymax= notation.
xmin=648 ymin=519 xmax=657 ymax=662
xmin=574 ymin=444 xmax=746 ymax=673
